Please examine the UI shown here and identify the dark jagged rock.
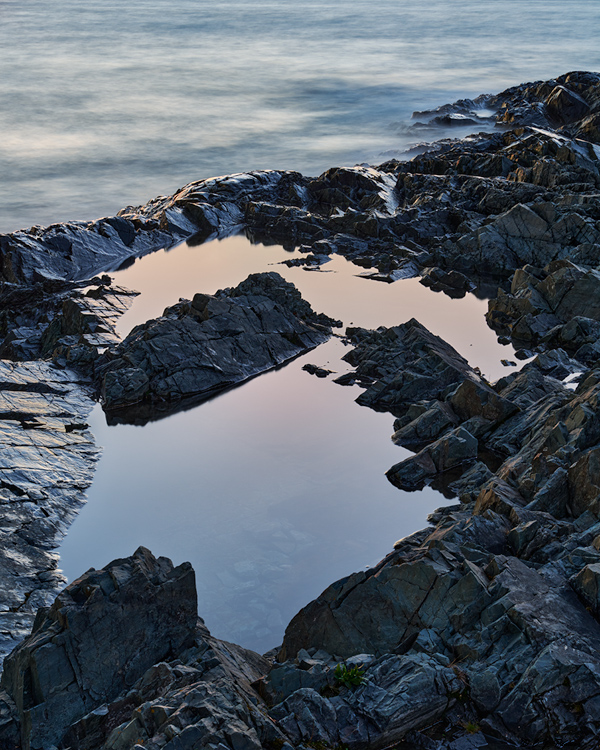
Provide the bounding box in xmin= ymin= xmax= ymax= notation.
xmin=0 ymin=278 xmax=138 ymax=665
xmin=279 ymin=307 xmax=600 ymax=747
xmin=488 ymin=259 xmax=600 ymax=357
xmin=386 ymin=426 xmax=479 ymax=490
xmin=336 ymin=319 xmax=512 ymax=491
xmin=413 ymin=70 xmax=600 ymax=137
xmin=0 ymin=548 xmax=286 ymax=750
xmin=302 ymin=363 xmax=333 ymax=378
xmin=420 ymin=266 xmax=475 ymax=297
xmin=0 ymin=276 xmax=137 ymax=365
xmin=0 ymin=548 xmax=469 ymax=750
xmin=1 ymin=74 xmax=600 ymax=295
xmin=97 ymin=272 xmax=340 ymax=414
xmin=341 ymin=318 xmax=484 ymax=416
xmin=278 ymin=506 xmax=600 ymax=747
xmin=0 ymin=547 xmax=197 ymax=750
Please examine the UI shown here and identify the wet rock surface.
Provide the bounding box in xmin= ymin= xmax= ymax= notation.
xmin=0 ymin=548 xmax=279 ymax=750
xmin=0 ymin=277 xmax=139 ymax=664
xmin=0 ymin=547 xmax=519 ymax=750
xmin=2 ymin=71 xmax=600 ymax=748
xmin=274 ymin=315 xmax=600 ymax=745
xmin=338 ymin=318 xmax=485 ymax=414
xmin=0 ymin=276 xmax=137 ymax=365
xmin=0 ymin=361 xmax=99 ymax=663
xmin=96 ymin=271 xmax=340 ymax=416
xmin=1 ymin=74 xmax=599 ymax=294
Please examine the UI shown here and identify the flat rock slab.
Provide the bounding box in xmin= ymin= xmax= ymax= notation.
xmin=0 ymin=276 xmax=138 ymax=364
xmin=97 ymin=271 xmax=340 ymax=414
xmin=0 ymin=360 xmax=99 ymax=662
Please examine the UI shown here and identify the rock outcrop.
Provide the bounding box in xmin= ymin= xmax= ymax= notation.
xmin=1 ymin=73 xmax=599 ymax=294
xmin=0 ymin=276 xmax=137 ymax=365
xmin=273 ymin=323 xmax=600 ymax=747
xmin=0 ymin=277 xmax=139 ymax=662
xmin=487 ymin=258 xmax=600 ymax=359
xmin=0 ymin=548 xmax=282 ymax=750
xmin=336 ymin=318 xmax=484 ymax=414
xmin=96 ymin=271 xmax=340 ymax=415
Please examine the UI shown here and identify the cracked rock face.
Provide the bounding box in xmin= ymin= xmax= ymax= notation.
xmin=0 ymin=276 xmax=138 ymax=366
xmin=0 ymin=547 xmax=199 ymax=750
xmin=0 ymin=548 xmax=286 ymax=750
xmin=273 ymin=321 xmax=600 ymax=744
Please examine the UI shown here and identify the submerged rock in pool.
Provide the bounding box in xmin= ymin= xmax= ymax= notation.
xmin=97 ymin=271 xmax=341 ymax=413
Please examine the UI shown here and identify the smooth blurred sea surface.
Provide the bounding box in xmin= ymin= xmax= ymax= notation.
xmin=2 ymin=0 xmax=600 ymax=233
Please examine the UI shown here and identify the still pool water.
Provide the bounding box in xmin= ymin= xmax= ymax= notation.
xmin=59 ymin=236 xmax=517 ymax=652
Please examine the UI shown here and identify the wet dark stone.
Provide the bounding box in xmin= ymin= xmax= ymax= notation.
xmin=97 ymin=272 xmax=340 ymax=414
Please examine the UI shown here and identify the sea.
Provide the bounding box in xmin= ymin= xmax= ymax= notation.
xmin=3 ymin=0 xmax=600 ymax=651
xmin=2 ymin=0 xmax=600 ymax=234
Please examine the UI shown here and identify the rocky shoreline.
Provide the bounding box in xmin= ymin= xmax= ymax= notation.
xmin=1 ymin=71 xmax=600 ymax=748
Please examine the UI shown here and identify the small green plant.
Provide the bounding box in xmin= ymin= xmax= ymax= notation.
xmin=461 ymin=720 xmax=480 ymax=734
xmin=334 ymin=662 xmax=365 ymax=689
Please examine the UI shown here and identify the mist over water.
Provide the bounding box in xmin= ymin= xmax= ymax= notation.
xmin=2 ymin=0 xmax=600 ymax=232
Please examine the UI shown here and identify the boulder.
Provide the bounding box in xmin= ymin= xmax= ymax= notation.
xmin=576 ymin=112 xmax=600 ymax=143
xmin=392 ymin=400 xmax=458 ymax=447
xmin=341 ymin=653 xmax=460 ymax=746
xmin=545 ymin=85 xmax=591 ymax=125
xmin=387 ymin=426 xmax=478 ymax=490
xmin=459 ymin=204 xmax=600 ymax=275
xmin=537 ymin=262 xmax=600 ymax=322
xmin=571 ymin=563 xmax=600 ymax=614
xmin=449 ymin=379 xmax=518 ymax=425
xmin=568 ymin=446 xmax=600 ymax=517
xmin=0 ymin=547 xmax=197 ymax=750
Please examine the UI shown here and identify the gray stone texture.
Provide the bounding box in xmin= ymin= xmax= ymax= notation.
xmin=98 ymin=272 xmax=339 ymax=412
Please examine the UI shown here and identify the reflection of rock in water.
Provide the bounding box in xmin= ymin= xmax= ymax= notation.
xmin=96 ymin=271 xmax=341 ymax=419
